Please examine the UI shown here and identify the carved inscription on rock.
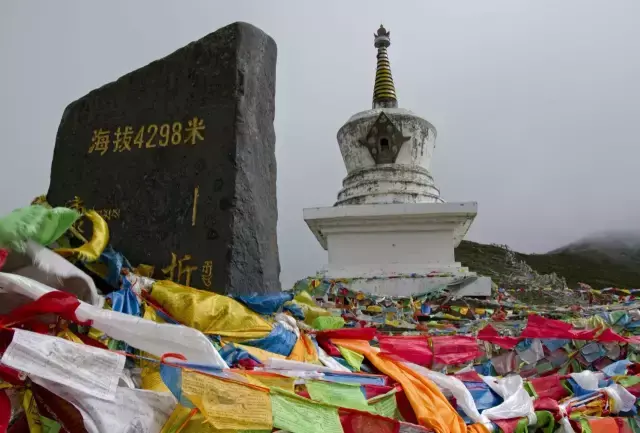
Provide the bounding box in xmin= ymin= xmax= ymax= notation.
xmin=47 ymin=22 xmax=281 ymax=294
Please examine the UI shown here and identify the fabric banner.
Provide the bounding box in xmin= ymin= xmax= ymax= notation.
xmin=331 ymin=339 xmax=485 ymax=433
xmin=242 ymin=371 xmax=296 ymax=393
xmin=378 ymin=336 xmax=433 ymax=366
xmin=1 ymin=329 xmax=125 ymax=401
xmin=235 ymin=292 xmax=294 ymax=315
xmin=0 ymin=205 xmax=79 ymax=251
xmin=32 ymin=382 xmax=89 ymax=433
xmin=270 ymin=388 xmax=343 ymax=433
xmin=368 ymin=390 xmax=401 ymax=419
xmin=0 ymin=390 xmax=10 ymax=433
xmin=339 ymin=408 xmax=399 ymax=433
xmin=477 ymin=325 xmax=519 ymax=349
xmin=521 ymin=314 xmax=598 ymax=340
xmin=306 ymin=380 xmax=371 ymax=412
xmin=32 ymin=377 xmax=176 ymax=433
xmin=181 ymin=370 xmax=272 ymax=431
xmin=150 ymin=280 xmax=272 ymax=338
xmin=431 ymin=336 xmax=481 ymax=365
xmin=337 ymin=345 xmax=364 ymax=371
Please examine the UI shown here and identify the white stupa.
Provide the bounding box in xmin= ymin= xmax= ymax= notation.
xmin=303 ymin=25 xmax=491 ymax=297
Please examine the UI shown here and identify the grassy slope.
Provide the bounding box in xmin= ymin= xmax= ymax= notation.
xmin=455 ymin=240 xmax=640 ymax=289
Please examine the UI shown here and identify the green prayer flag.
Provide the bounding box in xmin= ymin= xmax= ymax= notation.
xmin=312 ymin=315 xmax=345 ymax=330
xmin=616 ymin=375 xmax=640 ymax=388
xmin=628 ymin=417 xmax=640 ymax=433
xmin=0 ymin=205 xmax=79 ymax=251
xmin=534 ymin=411 xmax=556 ymax=433
xmin=524 ymin=381 xmax=537 ymax=398
xmin=270 ymin=389 xmax=343 ymax=433
xmin=629 ymin=352 xmax=640 ymax=363
xmin=578 ymin=418 xmax=592 ymax=433
xmin=368 ymin=390 xmax=401 ymax=420
xmin=337 ymin=345 xmax=364 ymax=372
xmin=40 ymin=416 xmax=62 ymax=433
xmin=307 ymin=379 xmax=372 ymax=412
xmin=610 ymin=310 xmax=627 ymax=325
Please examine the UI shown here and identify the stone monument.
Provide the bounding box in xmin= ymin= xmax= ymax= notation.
xmin=303 ymin=25 xmax=491 ymax=297
xmin=47 ymin=22 xmax=281 ymax=295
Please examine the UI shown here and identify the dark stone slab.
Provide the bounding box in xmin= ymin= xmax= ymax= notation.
xmin=47 ymin=22 xmax=280 ymax=295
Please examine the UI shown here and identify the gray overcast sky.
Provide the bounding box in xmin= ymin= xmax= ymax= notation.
xmin=1 ymin=1 xmax=639 ymax=288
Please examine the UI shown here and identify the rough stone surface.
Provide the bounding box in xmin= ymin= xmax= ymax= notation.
xmin=47 ymin=22 xmax=280 ymax=295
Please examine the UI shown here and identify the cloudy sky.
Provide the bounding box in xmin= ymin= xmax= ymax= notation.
xmin=1 ymin=1 xmax=639 ymax=288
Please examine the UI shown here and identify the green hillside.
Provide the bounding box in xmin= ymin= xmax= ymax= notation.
xmin=455 ymin=240 xmax=640 ymax=290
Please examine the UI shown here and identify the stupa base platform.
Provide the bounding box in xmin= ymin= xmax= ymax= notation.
xmin=313 ymin=269 xmax=492 ymax=298
xmin=303 ymin=202 xmax=489 ymax=297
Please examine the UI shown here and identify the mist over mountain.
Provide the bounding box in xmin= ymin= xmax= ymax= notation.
xmin=550 ymin=230 xmax=640 ymax=268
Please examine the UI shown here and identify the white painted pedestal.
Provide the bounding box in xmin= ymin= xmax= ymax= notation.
xmin=303 ymin=202 xmax=491 ymax=297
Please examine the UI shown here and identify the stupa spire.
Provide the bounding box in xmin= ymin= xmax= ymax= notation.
xmin=372 ymin=25 xmax=398 ymax=109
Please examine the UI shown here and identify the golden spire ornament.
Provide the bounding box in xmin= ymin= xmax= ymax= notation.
xmin=372 ymin=25 xmax=398 ymax=108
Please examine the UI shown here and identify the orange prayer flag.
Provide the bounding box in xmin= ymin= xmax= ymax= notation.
xmin=332 ymin=339 xmax=490 ymax=433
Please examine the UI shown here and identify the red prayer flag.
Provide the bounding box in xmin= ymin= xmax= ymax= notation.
xmin=493 ymin=418 xmax=523 ymax=433
xmin=317 ymin=327 xmax=377 ymax=341
xmin=0 ymin=390 xmax=11 ymax=433
xmin=521 ymin=314 xmax=597 ymax=340
xmin=0 ymin=291 xmax=90 ymax=327
xmin=378 ymin=336 xmax=433 ymax=366
xmin=597 ymin=328 xmax=628 ymax=343
xmin=0 ymin=249 xmax=7 ymax=271
xmin=395 ymin=388 xmax=418 ymax=425
xmin=477 ymin=324 xmax=519 ymax=349
xmin=315 ymin=335 xmax=342 ymax=357
xmin=534 ymin=397 xmax=560 ymax=413
xmin=454 ymin=370 xmax=484 ymax=383
xmin=529 ymin=375 xmax=569 ymax=401
xmin=362 ymin=384 xmax=395 ymax=400
xmin=339 ymin=408 xmax=400 ymax=433
xmin=32 ymin=382 xmax=89 ymax=433
xmin=0 ymin=364 xmax=24 ymax=386
xmin=431 ymin=336 xmax=481 ymax=365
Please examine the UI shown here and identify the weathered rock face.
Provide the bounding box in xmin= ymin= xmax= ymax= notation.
xmin=47 ymin=22 xmax=281 ymax=294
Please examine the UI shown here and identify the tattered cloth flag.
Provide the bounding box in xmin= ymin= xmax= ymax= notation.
xmin=0 ymin=205 xmax=79 ymax=252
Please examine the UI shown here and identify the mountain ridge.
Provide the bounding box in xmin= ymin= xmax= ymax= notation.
xmin=455 ymin=238 xmax=640 ymax=290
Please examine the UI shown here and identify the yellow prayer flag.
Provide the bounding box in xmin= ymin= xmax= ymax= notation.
xmin=242 ymin=372 xmax=296 ymax=393
xmin=292 ymin=291 xmax=331 ymax=325
xmin=182 ymin=370 xmax=272 ymax=431
xmin=134 ymin=264 xmax=156 ymax=278
xmin=160 ymin=405 xmax=214 ymax=433
xmin=56 ymin=329 xmax=84 ymax=345
xmin=54 ymin=210 xmax=109 ymax=262
xmin=151 ymin=280 xmax=272 ymax=338
xmin=140 ymin=367 xmax=171 ymax=393
xmin=23 ymin=389 xmax=42 ymax=433
xmin=161 ymin=405 xmax=273 ymax=433
xmin=233 ymin=343 xmax=286 ymax=362
xmin=288 ymin=333 xmax=320 ymax=364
